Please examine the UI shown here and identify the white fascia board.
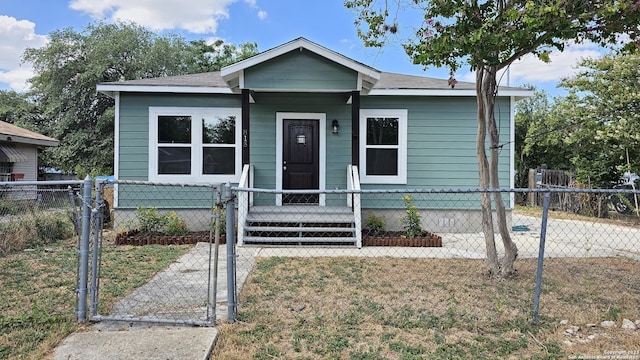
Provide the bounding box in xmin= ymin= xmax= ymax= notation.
xmin=221 ymin=38 xmax=381 ymax=81
xmin=1 ymin=135 xmax=59 ymax=147
xmin=96 ymin=85 xmax=233 ymax=95
xmin=249 ymin=88 xmax=358 ymax=93
xmin=367 ymin=89 xmax=534 ymax=97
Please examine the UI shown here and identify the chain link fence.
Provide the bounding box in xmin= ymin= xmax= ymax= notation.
xmin=0 ymin=180 xmax=81 ymax=256
xmin=232 ymin=186 xmax=640 ymax=327
xmin=85 ymin=180 xmax=231 ymax=326
xmin=76 ymin=181 xmax=640 ymax=332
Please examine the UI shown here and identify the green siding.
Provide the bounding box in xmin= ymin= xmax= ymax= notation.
xmin=117 ymin=90 xmax=513 ymax=210
xmin=360 ymin=96 xmax=511 ymax=190
xmin=249 ymin=92 xmax=351 ymax=206
xmin=359 ymin=96 xmax=511 ymax=209
xmin=118 ymin=93 xmax=241 ymax=182
xmin=116 ymin=184 xmax=215 ymax=208
xmin=244 ymin=50 xmax=358 ymax=91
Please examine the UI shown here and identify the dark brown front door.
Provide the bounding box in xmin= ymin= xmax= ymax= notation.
xmin=283 ymin=119 xmax=319 ymax=204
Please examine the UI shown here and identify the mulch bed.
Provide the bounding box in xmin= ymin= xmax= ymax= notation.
xmin=362 ymin=231 xmax=443 ymax=247
xmin=115 ymin=230 xmax=226 ymax=246
xmin=115 ymin=230 xmax=442 ymax=247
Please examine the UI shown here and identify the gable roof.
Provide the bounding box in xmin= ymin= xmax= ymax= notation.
xmin=0 ymin=121 xmax=59 ymax=147
xmin=220 ymin=37 xmax=381 ymax=93
xmin=97 ymin=37 xmax=532 ymax=98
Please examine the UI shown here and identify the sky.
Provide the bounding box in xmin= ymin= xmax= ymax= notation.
xmin=0 ymin=0 xmax=608 ymax=95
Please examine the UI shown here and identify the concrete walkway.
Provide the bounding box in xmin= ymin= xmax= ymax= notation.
xmin=53 ymin=244 xmax=259 ymax=360
xmin=53 ymin=213 xmax=640 ymax=359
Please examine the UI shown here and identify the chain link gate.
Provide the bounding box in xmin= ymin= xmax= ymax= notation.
xmin=78 ymin=179 xmax=232 ymax=326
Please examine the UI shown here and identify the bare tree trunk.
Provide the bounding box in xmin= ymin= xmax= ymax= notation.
xmin=482 ymin=66 xmax=518 ymax=276
xmin=476 ymin=68 xmax=499 ymax=275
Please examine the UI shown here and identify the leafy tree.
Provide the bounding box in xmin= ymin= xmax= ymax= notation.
xmin=22 ymin=22 xmax=258 ymax=175
xmin=185 ymin=39 xmax=258 ymax=73
xmin=550 ymin=54 xmax=640 ymax=187
xmin=514 ymin=87 xmax=573 ymax=189
xmin=0 ymin=90 xmax=40 ymax=127
xmin=346 ymin=0 xmax=640 ymax=276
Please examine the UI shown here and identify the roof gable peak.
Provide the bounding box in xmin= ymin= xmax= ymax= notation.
xmin=221 ymin=37 xmax=381 ymax=92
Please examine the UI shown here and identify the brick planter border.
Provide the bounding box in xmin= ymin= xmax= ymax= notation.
xmin=115 ymin=230 xmax=226 ymax=246
xmin=362 ymin=232 xmax=443 ymax=247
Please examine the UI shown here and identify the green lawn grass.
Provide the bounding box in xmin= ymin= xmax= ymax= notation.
xmin=0 ymin=236 xmax=190 ymax=359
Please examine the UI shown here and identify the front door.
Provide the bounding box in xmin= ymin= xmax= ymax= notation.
xmin=282 ymin=119 xmax=319 ymax=204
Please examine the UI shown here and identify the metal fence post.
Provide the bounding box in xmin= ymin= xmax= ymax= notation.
xmin=208 ymin=184 xmax=222 ymax=325
xmin=68 ymin=186 xmax=80 ymax=235
xmin=226 ymin=183 xmax=237 ymax=323
xmin=76 ymin=175 xmax=92 ymax=322
xmin=90 ymin=179 xmax=104 ymax=317
xmin=532 ymin=191 xmax=551 ymax=324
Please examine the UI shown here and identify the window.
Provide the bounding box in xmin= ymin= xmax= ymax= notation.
xmin=359 ymin=109 xmax=407 ymax=184
xmin=149 ymin=107 xmax=242 ymax=182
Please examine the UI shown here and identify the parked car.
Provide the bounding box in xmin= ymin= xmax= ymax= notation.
xmin=611 ymin=172 xmax=639 ymax=214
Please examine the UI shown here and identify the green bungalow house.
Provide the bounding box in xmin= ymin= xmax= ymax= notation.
xmin=97 ymin=37 xmax=532 ymax=247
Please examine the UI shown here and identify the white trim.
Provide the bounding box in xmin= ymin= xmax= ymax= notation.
xmin=238 ymin=71 xmax=245 ymax=89
xmin=96 ymin=84 xmax=233 ymax=95
xmin=237 ymin=88 xmax=360 ymax=93
xmin=275 ymin=112 xmax=326 ymax=206
xmin=359 ymin=109 xmax=408 ymax=184
xmin=368 ymin=89 xmax=534 ymax=97
xmin=510 ymin=96 xmax=516 ymax=209
xmin=222 ymin=38 xmax=381 ymax=81
xmin=148 ymin=107 xmax=242 ymax=183
xmin=114 ymin=93 xmax=120 ymax=207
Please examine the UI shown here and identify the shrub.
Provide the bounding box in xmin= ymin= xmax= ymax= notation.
xmin=401 ymin=195 xmax=425 ymax=238
xmin=135 ymin=207 xmax=166 ymax=234
xmin=130 ymin=207 xmax=191 ymax=236
xmin=364 ymin=213 xmax=386 ymax=236
xmin=164 ymin=211 xmax=190 ymax=236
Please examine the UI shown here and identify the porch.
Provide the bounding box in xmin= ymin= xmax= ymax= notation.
xmin=236 ymin=164 xmax=363 ymax=248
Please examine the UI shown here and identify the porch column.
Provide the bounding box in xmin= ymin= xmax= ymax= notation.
xmin=242 ymin=89 xmax=250 ymax=165
xmin=351 ymin=90 xmax=360 ymax=166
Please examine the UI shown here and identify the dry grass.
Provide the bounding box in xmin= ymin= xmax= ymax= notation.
xmin=212 ymin=256 xmax=640 ymax=359
xmin=516 ymin=205 xmax=640 ymax=228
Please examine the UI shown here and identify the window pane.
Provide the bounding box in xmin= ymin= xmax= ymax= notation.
xmin=203 ymin=147 xmax=235 ymax=174
xmin=366 ymin=149 xmax=398 ymax=176
xmin=158 ymin=147 xmax=191 ymax=174
xmin=158 ymin=116 xmax=191 ymax=144
xmin=366 ymin=117 xmax=398 ymax=145
xmin=203 ymin=116 xmax=236 ymax=144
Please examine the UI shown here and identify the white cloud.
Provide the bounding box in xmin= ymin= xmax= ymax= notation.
xmin=458 ymin=41 xmax=604 ymax=87
xmin=257 ymin=10 xmax=267 ymax=20
xmin=69 ymin=0 xmax=240 ymax=33
xmin=0 ymin=15 xmax=48 ymax=91
xmin=508 ymin=42 xmax=602 ymax=83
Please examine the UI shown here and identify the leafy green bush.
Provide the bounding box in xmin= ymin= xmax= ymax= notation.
xmin=131 ymin=207 xmax=190 ymax=236
xmin=364 ymin=213 xmax=386 ymax=236
xmin=135 ymin=207 xmax=166 ymax=234
xmin=164 ymin=211 xmax=190 ymax=236
xmin=401 ymin=195 xmax=425 ymax=238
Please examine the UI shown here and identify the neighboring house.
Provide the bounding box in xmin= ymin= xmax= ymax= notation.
xmin=0 ymin=120 xmax=59 ymax=182
xmin=97 ymin=37 xmax=532 ymax=246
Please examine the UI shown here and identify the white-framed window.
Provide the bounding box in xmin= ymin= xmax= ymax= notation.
xmin=149 ymin=107 xmax=242 ymax=183
xmin=359 ymin=109 xmax=408 ymax=184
